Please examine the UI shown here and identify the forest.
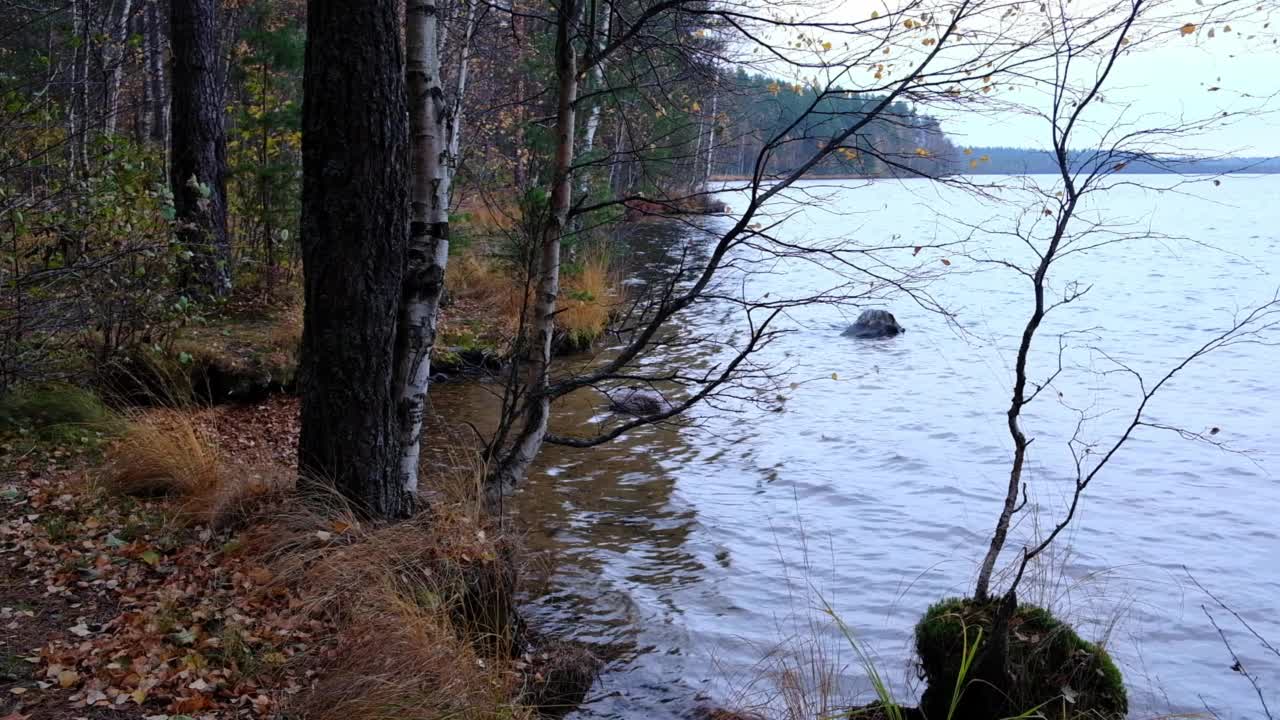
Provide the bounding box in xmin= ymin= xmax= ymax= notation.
xmin=2 ymin=0 xmax=1278 ymax=718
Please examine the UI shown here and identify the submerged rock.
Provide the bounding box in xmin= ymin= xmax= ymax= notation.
xmin=842 ymin=309 xmax=905 ymax=338
xmin=607 ymin=386 xmax=673 ymax=416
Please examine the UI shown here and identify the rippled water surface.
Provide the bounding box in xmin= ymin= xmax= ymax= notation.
xmin=436 ymin=176 xmax=1280 ymax=718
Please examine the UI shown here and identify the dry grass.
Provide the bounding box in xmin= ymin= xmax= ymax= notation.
xmin=97 ymin=403 xmax=586 ymax=720
xmin=460 ymin=199 xmax=519 ymax=233
xmin=560 ymin=250 xmax=617 ymax=346
xmin=419 ymin=439 xmax=490 ymax=523
xmin=104 ymin=410 xmax=293 ymax=528
xmin=256 ymin=492 xmax=534 ymax=720
xmin=295 ymin=579 xmax=532 ymax=720
xmin=446 ymin=251 xmax=527 ymax=338
xmin=105 ymin=410 xmax=223 ymax=497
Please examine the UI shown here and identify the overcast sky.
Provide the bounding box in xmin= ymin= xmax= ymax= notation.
xmin=940 ymin=34 xmax=1280 ymax=154
xmin=729 ymin=0 xmax=1280 ymax=155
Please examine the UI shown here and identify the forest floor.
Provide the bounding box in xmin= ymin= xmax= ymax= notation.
xmin=0 ymin=397 xmax=311 ymax=720
xmin=0 ymin=279 xmax=598 ymax=719
xmin=0 ymin=237 xmax=632 ymax=720
xmin=0 ymin=388 xmax=595 ymax=720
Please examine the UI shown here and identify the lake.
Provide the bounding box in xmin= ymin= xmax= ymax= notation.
xmin=436 ymin=175 xmax=1280 ymax=718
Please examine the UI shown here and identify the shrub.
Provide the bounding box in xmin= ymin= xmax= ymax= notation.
xmin=915 ymin=597 xmax=1126 ymax=720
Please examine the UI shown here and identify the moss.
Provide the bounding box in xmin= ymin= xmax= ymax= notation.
xmin=915 ymin=597 xmax=1126 ymax=720
xmin=0 ymin=382 xmax=119 ymax=444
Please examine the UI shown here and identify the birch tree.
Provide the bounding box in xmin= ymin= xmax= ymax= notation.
xmin=394 ymin=0 xmax=478 ymax=495
xmin=102 ymin=0 xmax=134 ymax=137
xmin=485 ymin=0 xmax=1005 ymax=500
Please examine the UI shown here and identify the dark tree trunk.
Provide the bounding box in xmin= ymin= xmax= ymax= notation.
xmin=169 ymin=0 xmax=230 ymax=298
xmin=298 ymin=0 xmax=412 ymax=519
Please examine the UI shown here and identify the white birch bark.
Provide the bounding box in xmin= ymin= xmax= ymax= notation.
xmin=394 ymin=0 xmax=477 ymax=495
xmin=139 ymin=1 xmax=153 ymax=142
xmin=68 ymin=0 xmax=88 ymax=175
xmin=580 ymin=2 xmax=609 ymax=163
xmin=145 ymin=0 xmax=168 ymax=153
xmin=103 ymin=0 xmax=134 ymax=137
xmin=704 ymin=92 xmax=717 ymax=179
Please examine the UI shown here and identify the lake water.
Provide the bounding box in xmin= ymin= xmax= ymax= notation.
xmin=437 ymin=175 xmax=1280 ymax=718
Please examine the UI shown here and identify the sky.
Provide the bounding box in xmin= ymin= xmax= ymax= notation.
xmin=941 ymin=34 xmax=1280 ymax=155
xmin=725 ymin=0 xmax=1280 ymax=155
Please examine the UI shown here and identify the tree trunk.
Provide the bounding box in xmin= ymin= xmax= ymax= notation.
xmin=103 ymin=0 xmax=133 ymax=137
xmin=704 ymin=92 xmax=717 ymax=179
xmin=298 ymin=0 xmax=412 ymax=519
xmin=396 ymin=0 xmax=449 ymax=495
xmin=139 ymin=2 xmax=153 ymax=142
xmin=580 ymin=1 xmax=608 ymax=163
xmin=169 ymin=0 xmax=230 ymax=298
xmin=491 ymin=0 xmax=577 ymax=500
xmin=394 ymin=0 xmax=476 ymax=493
xmin=147 ymin=1 xmax=169 ymax=148
xmin=68 ymin=0 xmax=89 ymax=176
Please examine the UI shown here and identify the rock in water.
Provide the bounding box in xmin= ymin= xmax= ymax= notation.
xmin=607 ymin=387 xmax=673 ymax=416
xmin=843 ymin=309 xmax=905 ymax=338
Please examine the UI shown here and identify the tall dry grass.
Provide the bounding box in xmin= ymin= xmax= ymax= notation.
xmin=560 ymin=250 xmax=617 ymax=346
xmin=103 ymin=410 xmax=292 ymax=528
xmin=105 ymin=410 xmax=223 ymax=497
xmin=256 ymin=491 xmax=533 ymax=720
xmin=446 ymin=247 xmax=620 ymax=350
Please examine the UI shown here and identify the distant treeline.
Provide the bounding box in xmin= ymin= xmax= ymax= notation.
xmin=710 ymin=70 xmax=960 ymax=179
xmin=706 ymin=78 xmax=1278 ymax=179
xmin=958 ymin=147 xmax=1280 ymax=175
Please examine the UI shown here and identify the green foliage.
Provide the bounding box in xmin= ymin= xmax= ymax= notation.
xmin=226 ymin=1 xmax=305 ymax=290
xmin=915 ymin=598 xmax=1127 ymax=720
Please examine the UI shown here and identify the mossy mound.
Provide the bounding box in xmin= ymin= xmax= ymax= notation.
xmin=0 ymin=382 xmax=120 ymax=444
xmin=915 ymin=597 xmax=1126 ymax=720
